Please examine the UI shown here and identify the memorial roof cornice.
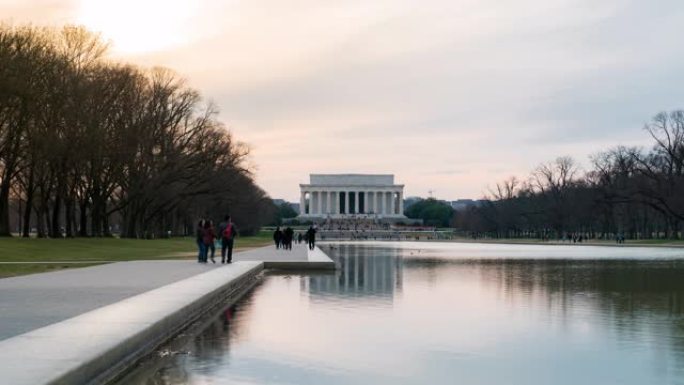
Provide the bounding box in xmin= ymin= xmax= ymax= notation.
xmin=300 ymin=184 xmax=404 ymax=188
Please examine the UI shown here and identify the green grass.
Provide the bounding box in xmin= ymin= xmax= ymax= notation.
xmin=0 ymin=230 xmax=272 ymax=278
xmin=0 ymin=263 xmax=104 ymax=279
xmin=620 ymin=239 xmax=684 ymax=246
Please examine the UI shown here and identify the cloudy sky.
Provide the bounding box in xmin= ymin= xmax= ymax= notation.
xmin=3 ymin=0 xmax=683 ymax=201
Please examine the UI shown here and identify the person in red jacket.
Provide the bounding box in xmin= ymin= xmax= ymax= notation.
xmin=218 ymin=215 xmax=238 ymax=264
xmin=202 ymin=220 xmax=217 ymax=263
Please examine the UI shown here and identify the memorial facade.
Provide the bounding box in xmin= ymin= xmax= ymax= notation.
xmin=298 ymin=174 xmax=406 ymax=219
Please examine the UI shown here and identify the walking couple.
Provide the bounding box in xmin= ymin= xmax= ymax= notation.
xmin=196 ymin=215 xmax=238 ymax=264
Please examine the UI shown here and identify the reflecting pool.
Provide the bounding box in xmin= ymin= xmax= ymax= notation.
xmin=117 ymin=242 xmax=684 ymax=385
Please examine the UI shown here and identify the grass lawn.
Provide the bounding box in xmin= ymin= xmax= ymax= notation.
xmin=0 ymin=263 xmax=104 ymax=279
xmin=0 ymin=230 xmax=272 ymax=278
xmin=620 ymin=239 xmax=684 ymax=246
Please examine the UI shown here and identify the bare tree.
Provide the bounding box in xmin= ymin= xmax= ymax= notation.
xmin=0 ymin=24 xmax=275 ymax=238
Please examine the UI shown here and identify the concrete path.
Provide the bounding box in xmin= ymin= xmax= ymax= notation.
xmin=0 ymin=260 xmax=214 ymax=340
xmin=0 ymin=244 xmax=327 ymax=341
xmin=234 ymin=243 xmax=309 ymax=262
xmin=0 ymin=261 xmax=264 ymax=385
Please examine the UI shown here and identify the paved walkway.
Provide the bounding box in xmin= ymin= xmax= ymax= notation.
xmin=0 ymin=244 xmax=313 ymax=341
xmin=235 ymin=243 xmax=309 ymax=262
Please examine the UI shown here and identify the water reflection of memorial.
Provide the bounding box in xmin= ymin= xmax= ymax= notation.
xmin=303 ymin=245 xmax=403 ymax=302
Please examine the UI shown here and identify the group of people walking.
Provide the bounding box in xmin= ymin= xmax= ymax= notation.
xmin=274 ymin=226 xmax=296 ymax=250
xmin=273 ymin=225 xmax=317 ymax=251
xmin=196 ymin=215 xmax=238 ymax=264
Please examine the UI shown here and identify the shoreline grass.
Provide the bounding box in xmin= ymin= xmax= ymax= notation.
xmin=443 ymin=237 xmax=684 ymax=248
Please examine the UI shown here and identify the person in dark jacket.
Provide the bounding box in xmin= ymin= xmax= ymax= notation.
xmin=218 ymin=215 xmax=238 ymax=263
xmin=306 ymin=225 xmax=316 ymax=250
xmin=196 ymin=219 xmax=206 ymax=263
xmin=284 ymin=226 xmax=294 ymax=250
xmin=274 ymin=227 xmax=283 ymax=249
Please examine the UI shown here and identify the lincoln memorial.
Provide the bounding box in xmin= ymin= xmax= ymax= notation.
xmin=298 ymin=174 xmax=406 ymax=220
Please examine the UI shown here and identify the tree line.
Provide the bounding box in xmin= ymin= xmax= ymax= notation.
xmin=404 ymin=198 xmax=454 ymax=227
xmin=0 ymin=25 xmax=276 ymax=238
xmin=453 ymin=111 xmax=684 ymax=240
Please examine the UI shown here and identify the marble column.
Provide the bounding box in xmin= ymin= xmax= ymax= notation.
xmin=325 ymin=191 xmax=332 ymax=215
xmin=317 ymin=190 xmax=322 ymax=214
xmin=314 ymin=191 xmax=318 ymax=215
xmin=334 ymin=191 xmax=338 ymax=214
xmin=374 ymin=191 xmax=378 ymax=215
xmin=338 ymin=192 xmax=342 ymax=214
xmin=391 ymin=192 xmax=395 ymax=215
xmin=345 ymin=191 xmax=349 ymax=214
xmin=300 ymin=191 xmax=306 ymax=215
xmin=399 ymin=191 xmax=404 ymax=215
xmin=367 ymin=191 xmax=373 ymax=214
xmin=319 ymin=190 xmax=324 ymax=215
xmin=380 ymin=191 xmax=386 ymax=215
xmin=346 ymin=191 xmax=351 ymax=214
xmin=328 ymin=191 xmax=332 ymax=214
xmin=391 ymin=191 xmax=396 ymax=215
xmin=386 ymin=192 xmax=391 ymax=215
xmin=354 ymin=191 xmax=359 ymax=214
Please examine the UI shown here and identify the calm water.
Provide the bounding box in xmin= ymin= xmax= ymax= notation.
xmin=118 ymin=242 xmax=684 ymax=385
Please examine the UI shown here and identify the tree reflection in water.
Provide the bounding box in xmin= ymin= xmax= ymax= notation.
xmin=116 ymin=293 xmax=255 ymax=385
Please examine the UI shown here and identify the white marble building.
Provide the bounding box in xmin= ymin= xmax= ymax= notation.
xmin=298 ymin=174 xmax=406 ymax=219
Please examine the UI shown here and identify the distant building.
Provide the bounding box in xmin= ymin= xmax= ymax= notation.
xmin=298 ymin=174 xmax=406 ymax=220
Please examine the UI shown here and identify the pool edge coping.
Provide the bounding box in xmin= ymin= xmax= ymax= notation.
xmin=0 ymin=261 xmax=264 ymax=385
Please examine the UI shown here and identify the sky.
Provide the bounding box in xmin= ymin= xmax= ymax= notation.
xmin=2 ymin=0 xmax=684 ymax=201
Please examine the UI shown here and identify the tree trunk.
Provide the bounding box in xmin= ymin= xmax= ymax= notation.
xmin=51 ymin=195 xmax=62 ymax=238
xmin=0 ymin=181 xmax=12 ymax=236
xmin=22 ymin=170 xmax=35 ymax=237
xmin=121 ymin=202 xmax=142 ymax=238
xmin=79 ymin=199 xmax=88 ymax=237
xmin=36 ymin=204 xmax=47 ymax=238
xmin=672 ymin=220 xmax=681 ymax=240
xmin=103 ymin=212 xmax=111 ymax=237
xmin=65 ymin=198 xmax=75 ymax=237
xmin=22 ymin=198 xmax=33 ymax=238
xmin=45 ymin=205 xmax=52 ymax=237
xmin=91 ymin=203 xmax=101 ymax=237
